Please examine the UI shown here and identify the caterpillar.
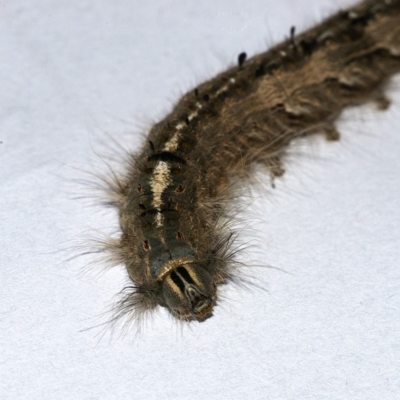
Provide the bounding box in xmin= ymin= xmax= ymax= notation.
xmin=97 ymin=0 xmax=400 ymax=324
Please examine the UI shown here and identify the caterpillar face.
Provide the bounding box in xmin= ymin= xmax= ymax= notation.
xmin=161 ymin=264 xmax=217 ymax=321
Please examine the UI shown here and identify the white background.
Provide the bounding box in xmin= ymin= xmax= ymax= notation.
xmin=1 ymin=0 xmax=400 ymax=399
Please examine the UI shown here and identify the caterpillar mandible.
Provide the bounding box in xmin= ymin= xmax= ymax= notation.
xmin=97 ymin=0 xmax=400 ymax=324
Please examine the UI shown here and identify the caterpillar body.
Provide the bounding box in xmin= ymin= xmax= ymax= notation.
xmin=100 ymin=0 xmax=400 ymax=323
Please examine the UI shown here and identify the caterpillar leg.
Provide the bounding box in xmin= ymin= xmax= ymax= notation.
xmin=321 ymin=123 xmax=340 ymax=142
xmin=373 ymin=91 xmax=391 ymax=111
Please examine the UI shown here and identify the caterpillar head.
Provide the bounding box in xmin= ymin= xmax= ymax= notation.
xmin=161 ymin=264 xmax=217 ymax=321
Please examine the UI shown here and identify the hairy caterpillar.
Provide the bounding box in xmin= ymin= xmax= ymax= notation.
xmin=97 ymin=0 xmax=400 ymax=324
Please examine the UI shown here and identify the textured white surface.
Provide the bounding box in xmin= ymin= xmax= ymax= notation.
xmin=1 ymin=0 xmax=400 ymax=399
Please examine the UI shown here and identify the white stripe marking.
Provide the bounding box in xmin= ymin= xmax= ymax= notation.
xmin=150 ymin=161 xmax=171 ymax=227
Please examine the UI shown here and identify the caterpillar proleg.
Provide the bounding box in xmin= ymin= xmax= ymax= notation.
xmin=97 ymin=0 xmax=400 ymax=324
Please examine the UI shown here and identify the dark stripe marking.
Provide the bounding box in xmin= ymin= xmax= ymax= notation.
xmin=140 ymin=208 xmax=178 ymax=217
xmin=177 ymin=266 xmax=195 ymax=285
xmin=147 ymin=151 xmax=187 ymax=165
xmin=170 ymin=271 xmax=185 ymax=292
